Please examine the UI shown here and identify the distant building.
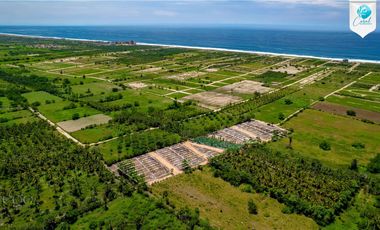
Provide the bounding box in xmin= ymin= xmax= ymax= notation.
xmin=110 ymin=40 xmax=136 ymax=45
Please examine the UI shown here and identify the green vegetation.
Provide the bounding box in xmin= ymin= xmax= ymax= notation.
xmin=270 ymin=109 xmax=380 ymax=167
xmin=152 ymin=168 xmax=318 ymax=230
xmin=210 ymin=144 xmax=363 ymax=226
xmin=368 ymin=154 xmax=380 ymax=174
xmin=1 ymin=35 xmax=379 ymax=229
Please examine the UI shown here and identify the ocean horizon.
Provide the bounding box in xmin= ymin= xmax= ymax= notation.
xmin=1 ymin=25 xmax=380 ymax=62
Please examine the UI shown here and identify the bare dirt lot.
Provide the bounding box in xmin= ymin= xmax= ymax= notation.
xmin=272 ymin=65 xmax=305 ymax=75
xmin=167 ymin=71 xmax=205 ymax=81
xmin=312 ymin=102 xmax=380 ymax=123
xmin=184 ymin=91 xmax=242 ymax=110
xmin=127 ymin=82 xmax=148 ymax=89
xmin=217 ymin=80 xmax=272 ymax=95
xmin=57 ymin=114 xmax=112 ymax=132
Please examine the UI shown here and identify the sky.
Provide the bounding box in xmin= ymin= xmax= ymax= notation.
xmin=0 ymin=0 xmax=373 ymax=30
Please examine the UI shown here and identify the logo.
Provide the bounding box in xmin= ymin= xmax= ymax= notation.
xmin=357 ymin=4 xmax=372 ymax=20
xmin=350 ymin=0 xmax=377 ymax=38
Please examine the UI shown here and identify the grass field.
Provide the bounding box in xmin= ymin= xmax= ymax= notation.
xmin=152 ymin=168 xmax=318 ymax=230
xmin=327 ymin=95 xmax=380 ymax=113
xmin=270 ymin=109 xmax=380 ymax=167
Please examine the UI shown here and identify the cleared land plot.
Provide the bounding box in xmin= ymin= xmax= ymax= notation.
xmin=57 ymin=114 xmax=112 ymax=132
xmin=155 ymin=143 xmax=207 ymax=170
xmin=183 ymin=91 xmax=242 ymax=110
xmin=270 ymin=109 xmax=380 ymax=167
xmin=313 ymin=101 xmax=380 ymax=123
xmin=209 ymin=127 xmax=252 ymax=144
xmin=273 ymin=65 xmax=306 ymax=74
xmin=127 ymin=82 xmax=148 ymax=89
xmin=167 ymin=71 xmax=205 ymax=81
xmin=216 ymin=80 xmax=272 ymax=95
xmin=152 ymin=168 xmax=318 ymax=230
xmin=187 ymin=142 xmax=223 ymax=159
xmin=117 ymin=154 xmax=171 ymax=184
xmin=113 ymin=141 xmax=223 ymax=184
xmin=209 ymin=120 xmax=286 ymax=144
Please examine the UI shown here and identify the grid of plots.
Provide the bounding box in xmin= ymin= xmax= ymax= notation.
xmin=155 ymin=143 xmax=207 ymax=170
xmin=117 ymin=154 xmax=171 ymax=183
xmin=209 ymin=120 xmax=287 ymax=144
xmin=116 ymin=142 xmax=223 ymax=184
xmin=188 ymin=142 xmax=223 ymax=159
xmin=115 ymin=120 xmax=286 ymax=184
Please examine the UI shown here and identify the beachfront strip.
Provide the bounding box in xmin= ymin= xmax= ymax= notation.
xmin=113 ymin=119 xmax=286 ymax=184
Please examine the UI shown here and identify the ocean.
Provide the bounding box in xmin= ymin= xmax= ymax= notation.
xmin=0 ymin=26 xmax=380 ymax=62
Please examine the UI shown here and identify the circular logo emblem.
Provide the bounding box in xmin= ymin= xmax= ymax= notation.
xmin=357 ymin=5 xmax=372 ymax=20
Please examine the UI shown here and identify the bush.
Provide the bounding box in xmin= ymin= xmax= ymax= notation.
xmin=346 ymin=110 xmax=356 ymax=116
xmin=31 ymin=101 xmax=41 ymax=107
xmin=349 ymin=159 xmax=358 ymax=171
xmin=248 ymin=199 xmax=258 ymax=215
xmin=278 ymin=112 xmax=285 ymax=121
xmin=367 ymin=154 xmax=380 ymax=173
xmin=284 ymin=99 xmax=293 ymax=105
xmin=72 ymin=113 xmax=80 ymax=120
xmin=352 ymin=142 xmax=365 ymax=149
xmin=319 ymin=141 xmax=331 ymax=151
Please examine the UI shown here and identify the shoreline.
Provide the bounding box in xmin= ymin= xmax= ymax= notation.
xmin=1 ymin=32 xmax=380 ymax=64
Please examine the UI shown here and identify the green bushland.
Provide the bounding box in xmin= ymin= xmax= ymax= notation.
xmin=210 ymin=144 xmax=363 ymax=226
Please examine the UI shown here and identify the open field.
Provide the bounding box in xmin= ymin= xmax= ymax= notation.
xmin=313 ymin=101 xmax=380 ymax=123
xmin=270 ymin=109 xmax=380 ymax=167
xmin=152 ymin=168 xmax=318 ymax=230
xmin=57 ymin=114 xmax=112 ymax=132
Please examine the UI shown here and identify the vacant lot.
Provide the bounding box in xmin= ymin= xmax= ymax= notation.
xmin=57 ymin=114 xmax=112 ymax=132
xmin=270 ymin=109 xmax=380 ymax=167
xmin=313 ymin=101 xmax=380 ymax=123
xmin=183 ymin=91 xmax=241 ymax=110
xmin=217 ymin=80 xmax=272 ymax=95
xmin=152 ymin=168 xmax=318 ymax=230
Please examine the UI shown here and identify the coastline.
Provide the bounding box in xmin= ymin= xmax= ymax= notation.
xmin=1 ymin=32 xmax=380 ymax=64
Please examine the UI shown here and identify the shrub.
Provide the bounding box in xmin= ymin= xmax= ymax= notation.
xmin=367 ymin=154 xmax=380 ymax=173
xmin=248 ymin=199 xmax=258 ymax=215
xmin=31 ymin=101 xmax=41 ymax=107
xmin=284 ymin=99 xmax=293 ymax=105
xmin=72 ymin=113 xmax=80 ymax=120
xmin=349 ymin=159 xmax=358 ymax=171
xmin=278 ymin=112 xmax=285 ymax=121
xmin=346 ymin=110 xmax=356 ymax=116
xmin=352 ymin=142 xmax=365 ymax=149
xmin=319 ymin=141 xmax=331 ymax=151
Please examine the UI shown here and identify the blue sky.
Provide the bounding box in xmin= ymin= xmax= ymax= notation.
xmin=0 ymin=0 xmax=369 ymax=30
